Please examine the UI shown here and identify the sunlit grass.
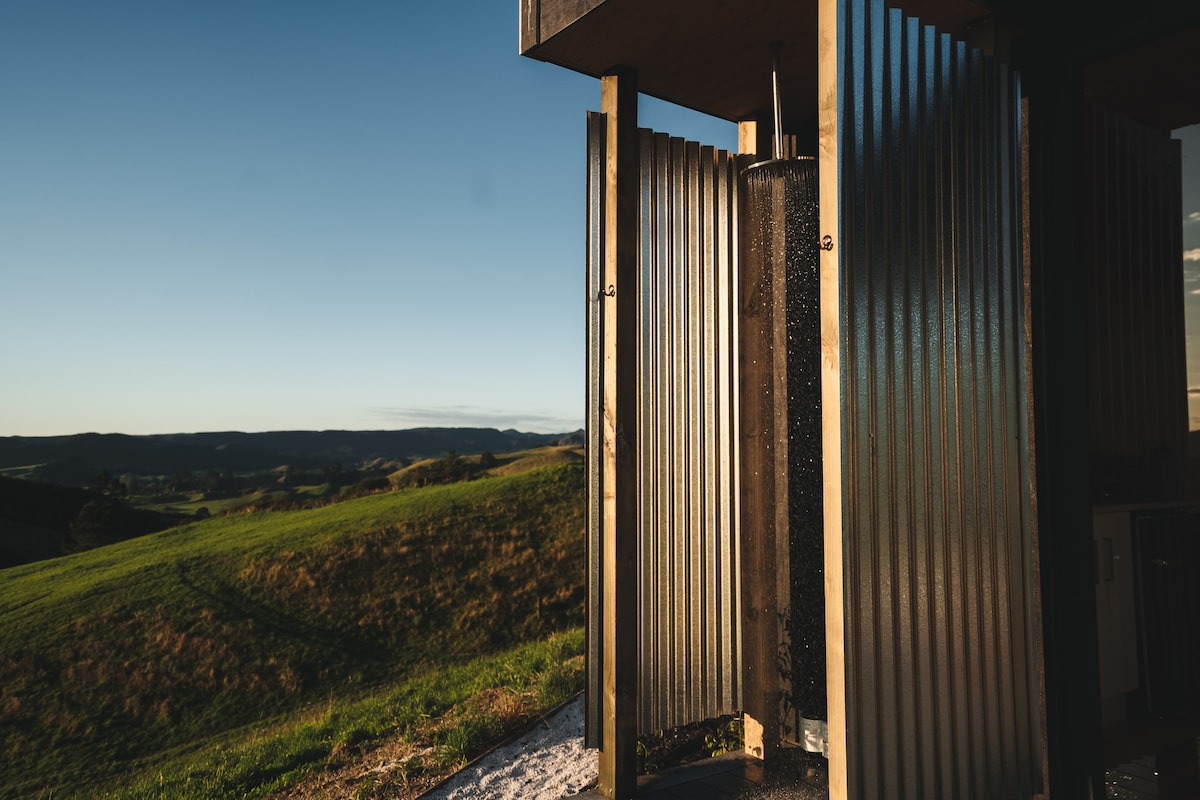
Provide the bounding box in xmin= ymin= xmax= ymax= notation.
xmin=487 ymin=445 xmax=584 ymax=476
xmin=104 ymin=630 xmax=585 ymax=800
xmin=0 ymin=462 xmax=584 ymax=800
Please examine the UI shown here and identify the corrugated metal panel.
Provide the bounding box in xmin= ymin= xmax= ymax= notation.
xmin=585 ymin=114 xmax=748 ymax=740
xmin=585 ymin=111 xmax=605 ymax=749
xmin=635 ymin=130 xmax=747 ymax=734
xmin=1085 ymin=101 xmax=1187 ymax=503
xmin=836 ymin=2 xmax=1042 ymax=798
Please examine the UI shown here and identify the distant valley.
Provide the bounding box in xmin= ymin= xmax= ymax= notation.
xmin=0 ymin=427 xmax=583 ymax=568
xmin=0 ymin=427 xmax=582 ymax=484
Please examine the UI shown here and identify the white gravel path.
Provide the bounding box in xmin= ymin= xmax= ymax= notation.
xmin=418 ymin=696 xmax=596 ymax=800
xmin=413 ymin=696 xmax=830 ymax=800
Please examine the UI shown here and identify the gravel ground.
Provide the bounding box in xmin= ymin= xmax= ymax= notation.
xmin=416 ymin=695 xmax=597 ymax=800
xmin=414 ymin=695 xmax=831 ymax=800
xmin=739 ymin=750 xmax=831 ymax=799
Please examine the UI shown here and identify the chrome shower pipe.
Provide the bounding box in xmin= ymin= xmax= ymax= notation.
xmin=771 ymin=40 xmax=784 ymax=160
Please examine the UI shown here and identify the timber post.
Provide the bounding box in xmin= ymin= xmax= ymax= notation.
xmin=597 ymin=67 xmax=639 ymax=800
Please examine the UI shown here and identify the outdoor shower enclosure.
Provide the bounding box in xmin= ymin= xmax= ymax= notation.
xmin=581 ymin=24 xmax=1037 ymax=793
xmin=524 ymin=0 xmax=1200 ymax=797
xmin=583 ymin=123 xmax=827 ymax=747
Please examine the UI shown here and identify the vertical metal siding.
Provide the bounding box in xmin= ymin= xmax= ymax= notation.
xmin=586 ymin=115 xmax=748 ymax=739
xmin=585 ymin=111 xmax=605 ymax=749
xmin=837 ymin=1 xmax=1042 ymax=797
xmin=1085 ymin=101 xmax=1187 ymax=503
xmin=636 ymin=130 xmax=748 ymax=734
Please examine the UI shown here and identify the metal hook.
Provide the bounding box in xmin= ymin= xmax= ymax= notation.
xmin=819 ymin=235 xmax=834 ymax=251
xmin=600 ymin=285 xmax=616 ymax=298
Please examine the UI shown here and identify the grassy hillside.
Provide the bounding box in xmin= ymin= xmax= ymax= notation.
xmin=0 ymin=475 xmax=185 ymax=566
xmin=387 ymin=444 xmax=583 ymax=488
xmin=0 ymin=428 xmax=578 ymax=484
xmin=0 ymin=460 xmax=584 ymax=799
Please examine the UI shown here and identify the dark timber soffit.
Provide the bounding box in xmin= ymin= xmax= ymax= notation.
xmin=519 ymin=0 xmax=1200 ymax=132
xmin=519 ymin=0 xmax=826 ymax=127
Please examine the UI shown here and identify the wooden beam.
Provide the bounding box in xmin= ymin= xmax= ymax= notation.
xmin=739 ymin=107 xmax=793 ymax=763
xmin=737 ymin=180 xmax=785 ymax=763
xmin=817 ymin=0 xmax=847 ymax=797
xmin=738 ymin=117 xmax=819 ymax=160
xmin=1021 ymin=48 xmax=1105 ymax=799
xmin=518 ymin=0 xmax=538 ymax=53
xmin=519 ymin=0 xmax=607 ymax=55
xmin=737 ymin=104 xmax=793 ymax=762
xmin=598 ymin=67 xmax=639 ymax=800
xmin=738 ymin=119 xmax=773 ymax=159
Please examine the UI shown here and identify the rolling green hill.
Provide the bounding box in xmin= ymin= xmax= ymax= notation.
xmin=0 ymin=428 xmax=581 ymax=485
xmin=0 ymin=459 xmax=584 ymax=799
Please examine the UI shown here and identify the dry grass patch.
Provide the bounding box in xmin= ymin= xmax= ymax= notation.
xmin=268 ymin=654 xmax=584 ymax=800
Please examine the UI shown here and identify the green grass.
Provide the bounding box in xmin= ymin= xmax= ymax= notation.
xmin=134 ymin=491 xmax=257 ymax=516
xmin=131 ymin=479 xmax=350 ymax=515
xmin=386 ymin=445 xmax=583 ymax=486
xmin=131 ymin=482 xmax=341 ymax=516
xmin=0 ymin=461 xmax=584 ymax=800
xmin=486 ymin=445 xmax=584 ymax=476
xmin=0 ymin=464 xmax=40 ymax=480
xmin=103 ymin=629 xmax=585 ymax=800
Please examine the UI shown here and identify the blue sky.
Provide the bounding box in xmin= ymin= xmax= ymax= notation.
xmin=0 ymin=0 xmax=736 ymax=437
xmin=1 ymin=2 xmax=1197 ymax=437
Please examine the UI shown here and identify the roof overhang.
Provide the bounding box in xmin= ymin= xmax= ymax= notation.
xmin=520 ymin=0 xmax=1200 ymax=132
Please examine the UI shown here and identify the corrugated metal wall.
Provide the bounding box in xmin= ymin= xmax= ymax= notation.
xmin=585 ymin=111 xmax=605 ymax=749
xmin=1085 ymin=100 xmax=1187 ymax=503
xmin=585 ymin=113 xmax=748 ymax=739
xmin=634 ymin=130 xmax=747 ymax=733
xmin=836 ymin=2 xmax=1042 ymax=797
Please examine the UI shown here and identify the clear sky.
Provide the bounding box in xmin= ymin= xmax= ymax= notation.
xmin=1 ymin=3 xmax=1197 ymax=438
xmin=0 ymin=0 xmax=736 ymax=437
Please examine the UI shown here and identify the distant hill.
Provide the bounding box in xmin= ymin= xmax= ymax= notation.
xmin=0 ymin=427 xmax=582 ymax=485
xmin=0 ymin=476 xmax=183 ymax=567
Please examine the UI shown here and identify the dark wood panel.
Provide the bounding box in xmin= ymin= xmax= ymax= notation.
xmin=522 ymin=0 xmax=1200 ymax=131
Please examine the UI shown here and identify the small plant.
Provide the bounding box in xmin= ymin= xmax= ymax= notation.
xmin=636 ymin=730 xmax=664 ymax=774
xmin=703 ymin=716 xmax=743 ymax=757
xmin=534 ymin=661 xmax=581 ymax=708
xmin=635 ymin=714 xmax=745 ymax=776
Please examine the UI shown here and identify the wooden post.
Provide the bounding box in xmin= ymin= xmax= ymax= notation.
xmin=738 ymin=120 xmax=773 ymax=163
xmin=817 ymin=0 xmax=847 ymax=797
xmin=1020 ymin=47 xmax=1104 ymax=799
xmin=736 ymin=115 xmax=786 ymax=762
xmin=598 ymin=67 xmax=639 ymax=800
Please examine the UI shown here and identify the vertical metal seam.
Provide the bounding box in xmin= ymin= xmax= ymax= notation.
xmin=585 ymin=110 xmax=605 ymax=750
xmin=638 ymin=126 xmax=657 ymax=734
xmin=631 ymin=128 xmax=744 ymax=735
xmin=839 ymin=1 xmax=1042 ymax=796
xmin=1086 ymin=101 xmax=1186 ymax=502
xmin=701 ymin=144 xmax=719 ymax=717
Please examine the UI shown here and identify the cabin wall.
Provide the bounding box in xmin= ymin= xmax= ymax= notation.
xmin=830 ymin=2 xmax=1043 ymax=796
xmin=1084 ymin=100 xmax=1187 ymax=504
